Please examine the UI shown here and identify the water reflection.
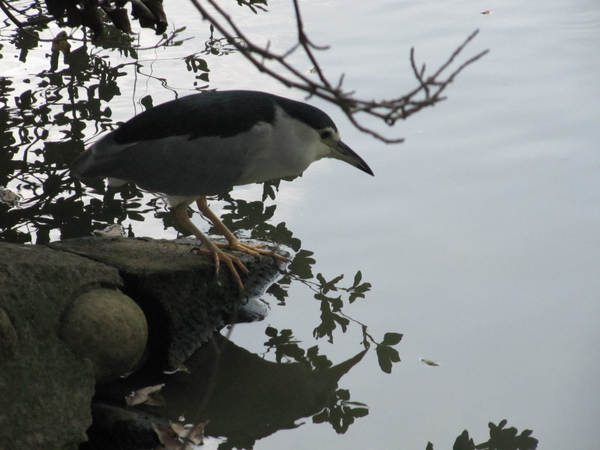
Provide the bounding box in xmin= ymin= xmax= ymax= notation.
xmin=1 ymin=20 xmax=405 ymax=448
xmin=88 ymin=329 xmax=536 ymax=450
xmin=0 ymin=39 xmax=125 ymax=243
xmin=150 ymin=334 xmax=366 ymax=447
xmin=0 ymin=28 xmax=403 ymax=363
xmin=74 ymin=184 xmax=404 ymax=445
xmin=0 ymin=7 xmax=541 ymax=449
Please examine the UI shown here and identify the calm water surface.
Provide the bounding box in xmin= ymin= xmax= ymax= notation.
xmin=2 ymin=0 xmax=599 ymax=448
xmin=221 ymin=1 xmax=600 ymax=448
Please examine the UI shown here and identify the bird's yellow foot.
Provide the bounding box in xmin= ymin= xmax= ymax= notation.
xmin=215 ymin=240 xmax=289 ymax=262
xmin=193 ymin=247 xmax=249 ymax=291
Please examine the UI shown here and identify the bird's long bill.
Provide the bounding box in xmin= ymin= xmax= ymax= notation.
xmin=333 ymin=140 xmax=374 ymax=176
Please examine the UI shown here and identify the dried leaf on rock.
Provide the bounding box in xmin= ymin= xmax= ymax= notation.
xmin=125 ymin=383 xmax=165 ymax=406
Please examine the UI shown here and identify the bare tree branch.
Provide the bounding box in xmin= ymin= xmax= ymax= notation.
xmin=190 ymin=0 xmax=488 ymax=143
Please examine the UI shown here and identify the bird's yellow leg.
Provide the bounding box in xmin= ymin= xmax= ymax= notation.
xmin=174 ymin=202 xmax=248 ymax=290
xmin=195 ymin=197 xmax=288 ymax=262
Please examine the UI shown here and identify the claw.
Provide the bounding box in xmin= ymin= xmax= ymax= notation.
xmin=174 ymin=198 xmax=287 ymax=292
xmin=215 ymin=240 xmax=289 ymax=262
xmin=190 ymin=246 xmax=249 ymax=291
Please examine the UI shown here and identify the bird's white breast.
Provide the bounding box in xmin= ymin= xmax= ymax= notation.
xmin=235 ymin=105 xmax=330 ymax=186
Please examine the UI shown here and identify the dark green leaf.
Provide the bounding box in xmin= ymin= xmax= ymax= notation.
xmin=312 ymin=409 xmax=328 ymax=424
xmin=376 ymin=345 xmax=393 ymax=373
xmin=265 ymin=326 xmax=277 ymax=337
xmin=453 ymin=430 xmax=475 ymax=450
xmin=353 ymin=270 xmax=362 ymax=286
xmin=352 ymin=407 xmax=369 ymax=418
xmin=382 ymin=332 xmax=403 ymax=346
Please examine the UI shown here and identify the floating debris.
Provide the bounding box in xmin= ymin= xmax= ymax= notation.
xmin=153 ymin=420 xmax=209 ymax=449
xmin=125 ymin=384 xmax=165 ymax=406
xmin=420 ymin=358 xmax=440 ymax=367
xmin=163 ymin=362 xmax=190 ymax=375
xmin=92 ymin=223 xmax=125 ymax=237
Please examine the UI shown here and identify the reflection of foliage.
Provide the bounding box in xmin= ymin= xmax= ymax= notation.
xmin=211 ymin=193 xmax=302 ymax=254
xmin=374 ymin=332 xmax=403 ymax=374
xmin=260 ymin=323 xmax=399 ymax=431
xmin=203 ymin=24 xmax=245 ymax=56
xmin=260 ymin=326 xmax=398 ymax=433
xmin=264 ymin=306 xmax=402 ymax=375
xmin=263 ymin=327 xmax=333 ymax=369
xmin=475 ymin=420 xmax=538 ymax=450
xmin=311 ymin=271 xmax=371 ymax=340
xmin=184 ymin=52 xmax=211 ymax=85
xmin=0 ymin=45 xmax=126 ymax=243
xmin=213 ymin=194 xmax=404 ymax=374
xmin=10 ymin=26 xmax=40 ymax=62
xmin=261 ymin=327 xmax=369 ymax=434
xmin=0 ymin=0 xmax=168 ymax=37
xmin=427 ymin=420 xmax=538 ymax=450
xmin=260 ymin=247 xmax=404 ymax=373
xmin=0 ymin=0 xmax=268 ymax=47
xmin=312 ymin=389 xmax=369 ymax=434
xmin=0 ymin=16 xmax=209 ymax=244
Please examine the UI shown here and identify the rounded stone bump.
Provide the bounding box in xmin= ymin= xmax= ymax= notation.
xmin=60 ymin=289 xmax=148 ymax=384
xmin=0 ymin=308 xmax=18 ymax=367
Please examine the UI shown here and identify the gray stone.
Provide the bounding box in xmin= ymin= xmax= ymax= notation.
xmin=0 ymin=308 xmax=18 ymax=367
xmin=60 ymin=288 xmax=148 ymax=384
xmin=0 ymin=241 xmax=123 ymax=450
xmin=50 ymin=237 xmax=283 ymax=368
xmin=0 ymin=237 xmax=283 ymax=449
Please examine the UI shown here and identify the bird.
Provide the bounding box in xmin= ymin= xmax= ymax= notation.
xmin=71 ymin=90 xmax=373 ymax=290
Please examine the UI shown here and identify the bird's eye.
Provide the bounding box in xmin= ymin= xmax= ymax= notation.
xmin=320 ymin=130 xmax=332 ymax=140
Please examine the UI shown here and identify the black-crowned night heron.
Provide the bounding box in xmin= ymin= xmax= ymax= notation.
xmin=72 ymin=90 xmax=373 ymax=290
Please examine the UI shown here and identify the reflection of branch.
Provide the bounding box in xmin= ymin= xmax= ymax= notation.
xmin=190 ymin=0 xmax=488 ymax=143
xmin=0 ymin=0 xmax=48 ymax=42
xmin=3 ymin=0 xmax=487 ymax=143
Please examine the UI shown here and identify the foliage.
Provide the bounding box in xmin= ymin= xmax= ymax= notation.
xmin=427 ymin=420 xmax=538 ymax=450
xmin=312 ymin=389 xmax=369 ymax=434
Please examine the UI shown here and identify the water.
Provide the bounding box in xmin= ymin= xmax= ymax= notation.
xmin=2 ymin=0 xmax=599 ymax=448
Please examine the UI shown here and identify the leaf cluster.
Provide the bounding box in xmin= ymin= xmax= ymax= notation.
xmin=312 ymin=389 xmax=369 ymax=434
xmin=427 ymin=420 xmax=538 ymax=450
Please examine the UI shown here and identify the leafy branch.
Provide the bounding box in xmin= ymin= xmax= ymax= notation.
xmin=427 ymin=420 xmax=539 ymax=450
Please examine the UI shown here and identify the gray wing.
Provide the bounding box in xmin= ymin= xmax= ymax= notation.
xmin=71 ymin=91 xmax=283 ymax=196
xmin=72 ymin=131 xmax=260 ymax=196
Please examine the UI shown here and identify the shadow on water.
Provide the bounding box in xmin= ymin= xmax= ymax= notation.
xmin=88 ymin=334 xmax=368 ymax=449
xmin=0 ymin=8 xmax=538 ymax=450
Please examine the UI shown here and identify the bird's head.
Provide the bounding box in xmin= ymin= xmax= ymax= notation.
xmin=316 ymin=126 xmax=374 ymax=176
